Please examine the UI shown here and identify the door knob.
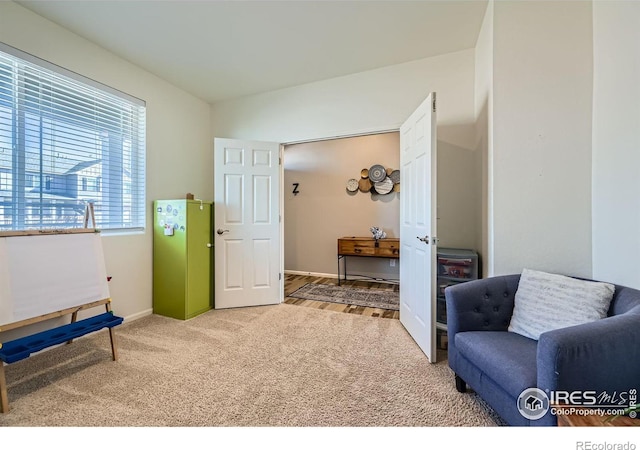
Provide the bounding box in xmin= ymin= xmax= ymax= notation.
xmin=217 ymin=228 xmax=229 ymax=235
xmin=417 ymin=235 xmax=429 ymax=244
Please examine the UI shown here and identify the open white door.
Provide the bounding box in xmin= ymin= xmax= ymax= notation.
xmin=399 ymin=92 xmax=438 ymax=362
xmin=213 ymin=138 xmax=282 ymax=309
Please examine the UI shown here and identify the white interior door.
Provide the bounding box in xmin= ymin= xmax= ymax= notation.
xmin=214 ymin=138 xmax=282 ymax=309
xmin=399 ymin=92 xmax=437 ymax=362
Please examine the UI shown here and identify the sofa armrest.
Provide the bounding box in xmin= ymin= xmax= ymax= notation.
xmin=537 ymin=311 xmax=640 ymax=397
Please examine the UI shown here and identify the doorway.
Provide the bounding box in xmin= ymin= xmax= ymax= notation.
xmin=283 ymin=132 xmax=401 ymax=284
xmin=214 ymin=94 xmax=478 ymax=363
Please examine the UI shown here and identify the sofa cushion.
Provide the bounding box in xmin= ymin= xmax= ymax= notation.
xmin=455 ymin=331 xmax=538 ymax=399
xmin=508 ymin=268 xmax=615 ymax=340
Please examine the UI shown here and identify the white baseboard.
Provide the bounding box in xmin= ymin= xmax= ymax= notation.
xmin=123 ymin=308 xmax=153 ymax=323
xmin=285 ymin=270 xmax=338 ymax=279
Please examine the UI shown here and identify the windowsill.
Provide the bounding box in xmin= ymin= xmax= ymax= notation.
xmin=99 ymin=228 xmax=146 ymax=237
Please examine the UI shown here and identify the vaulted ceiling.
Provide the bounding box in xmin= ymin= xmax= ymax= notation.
xmin=17 ymin=0 xmax=488 ymax=104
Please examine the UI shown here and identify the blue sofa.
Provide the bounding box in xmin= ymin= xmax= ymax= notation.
xmin=445 ymin=274 xmax=640 ymax=426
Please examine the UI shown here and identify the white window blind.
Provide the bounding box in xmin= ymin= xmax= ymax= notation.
xmin=0 ymin=43 xmax=146 ymax=232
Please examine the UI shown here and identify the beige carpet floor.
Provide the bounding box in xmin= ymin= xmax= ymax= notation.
xmin=0 ymin=304 xmax=503 ymax=427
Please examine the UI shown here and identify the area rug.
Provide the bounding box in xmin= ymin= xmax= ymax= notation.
xmin=289 ymin=283 xmax=399 ymax=310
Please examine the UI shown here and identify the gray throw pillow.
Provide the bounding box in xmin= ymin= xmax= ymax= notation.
xmin=508 ymin=268 xmax=615 ymax=340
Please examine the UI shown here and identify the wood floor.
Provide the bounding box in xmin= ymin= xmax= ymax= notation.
xmin=284 ymin=273 xmax=400 ymax=319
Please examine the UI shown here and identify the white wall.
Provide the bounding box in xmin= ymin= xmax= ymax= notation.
xmin=0 ymin=2 xmax=212 ymax=329
xmin=211 ymin=49 xmax=477 ymax=151
xmin=490 ymin=0 xmax=593 ymax=278
xmin=592 ymin=1 xmax=640 ymax=289
xmin=437 ymin=140 xmax=480 ymax=252
xmin=474 ymin=0 xmax=493 ymax=277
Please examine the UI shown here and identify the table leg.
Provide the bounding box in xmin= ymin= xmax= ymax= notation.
xmin=343 ymin=256 xmax=347 ymax=283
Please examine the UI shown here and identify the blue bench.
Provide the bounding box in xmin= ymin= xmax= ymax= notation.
xmin=0 ymin=312 xmax=123 ymax=364
xmin=0 ymin=305 xmax=123 ymax=413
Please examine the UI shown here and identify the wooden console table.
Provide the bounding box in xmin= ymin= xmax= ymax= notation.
xmin=337 ymin=237 xmax=399 ymax=285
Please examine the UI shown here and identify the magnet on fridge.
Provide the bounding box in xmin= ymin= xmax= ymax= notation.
xmin=164 ymin=224 xmax=174 ymax=236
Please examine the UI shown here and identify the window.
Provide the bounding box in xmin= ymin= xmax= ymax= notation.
xmin=0 ymin=43 xmax=146 ymax=232
xmin=0 ymin=171 xmax=11 ymax=190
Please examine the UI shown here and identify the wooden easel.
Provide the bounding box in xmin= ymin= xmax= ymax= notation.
xmin=0 ymin=220 xmax=123 ymax=414
xmin=83 ymin=201 xmax=96 ymax=228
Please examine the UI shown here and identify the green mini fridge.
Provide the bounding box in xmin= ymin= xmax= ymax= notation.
xmin=153 ymin=199 xmax=213 ymax=320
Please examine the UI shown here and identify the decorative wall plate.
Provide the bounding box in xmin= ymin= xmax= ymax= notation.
xmin=389 ymin=170 xmax=400 ymax=184
xmin=358 ymin=177 xmax=372 ymax=193
xmin=360 ymin=168 xmax=369 ymax=178
xmin=373 ymin=177 xmax=393 ymax=195
xmin=368 ymin=164 xmax=386 ymax=182
xmin=346 ymin=178 xmax=359 ymax=192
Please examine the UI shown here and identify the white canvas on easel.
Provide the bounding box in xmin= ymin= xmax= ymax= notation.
xmin=0 ymin=238 xmax=11 ymax=325
xmin=0 ymin=231 xmax=110 ymax=326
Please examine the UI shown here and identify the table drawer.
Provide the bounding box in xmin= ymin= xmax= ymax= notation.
xmin=376 ymin=246 xmax=399 ymax=257
xmin=338 ymin=240 xmax=376 ymax=256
